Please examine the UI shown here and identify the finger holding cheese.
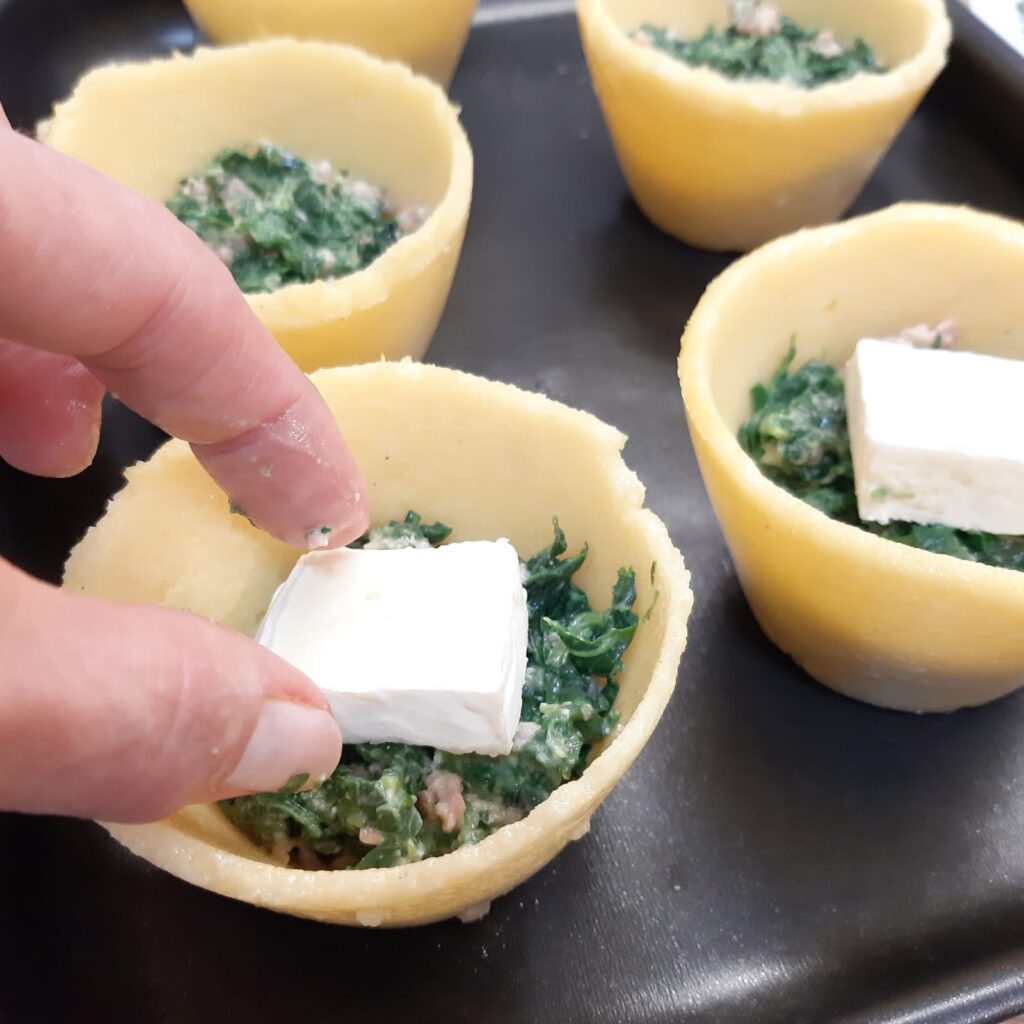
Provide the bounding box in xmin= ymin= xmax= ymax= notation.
xmin=64 ymin=361 xmax=692 ymax=926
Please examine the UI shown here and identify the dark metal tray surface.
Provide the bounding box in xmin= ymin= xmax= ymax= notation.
xmin=1 ymin=2 xmax=1023 ymax=1022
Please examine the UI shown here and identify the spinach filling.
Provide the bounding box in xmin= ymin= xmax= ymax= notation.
xmin=167 ymin=142 xmax=407 ymax=295
xmin=221 ymin=513 xmax=639 ymax=869
xmin=739 ymin=346 xmax=1024 ymax=571
xmin=635 ymin=5 xmax=884 ymax=89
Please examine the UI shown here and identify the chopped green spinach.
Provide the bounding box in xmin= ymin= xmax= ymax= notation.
xmin=635 ymin=7 xmax=884 ymax=89
xmin=167 ymin=142 xmax=405 ymax=295
xmin=221 ymin=515 xmax=638 ymax=868
xmin=738 ymin=342 xmax=855 ymax=520
xmin=349 ymin=510 xmax=453 ymax=550
xmin=739 ymin=346 xmax=1024 ymax=572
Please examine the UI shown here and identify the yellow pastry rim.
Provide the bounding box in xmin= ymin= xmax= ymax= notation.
xmin=577 ymin=0 xmax=951 ymax=115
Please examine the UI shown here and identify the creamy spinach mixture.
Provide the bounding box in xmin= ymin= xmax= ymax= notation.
xmin=740 ymin=347 xmax=1024 ymax=571
xmin=634 ymin=2 xmax=884 ymax=89
xmin=222 ymin=513 xmax=639 ymax=869
xmin=167 ymin=143 xmax=416 ymax=295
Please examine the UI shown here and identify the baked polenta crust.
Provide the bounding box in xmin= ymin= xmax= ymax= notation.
xmin=578 ymin=0 xmax=951 ymax=252
xmin=64 ymin=362 xmax=692 ymax=925
xmin=182 ymin=0 xmax=478 ymax=87
xmin=39 ymin=40 xmax=473 ymax=373
xmin=679 ymin=204 xmax=1024 ymax=712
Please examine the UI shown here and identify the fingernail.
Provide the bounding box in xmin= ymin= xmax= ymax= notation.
xmin=305 ymin=526 xmax=332 ymax=550
xmin=224 ymin=701 xmax=341 ymax=793
xmin=323 ymin=483 xmax=372 ymax=548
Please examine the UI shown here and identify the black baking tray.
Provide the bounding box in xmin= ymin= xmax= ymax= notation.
xmin=2 ymin=2 xmax=1024 ymax=1022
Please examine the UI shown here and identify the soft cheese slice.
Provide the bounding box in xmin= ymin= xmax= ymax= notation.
xmin=257 ymin=540 xmax=528 ymax=755
xmin=846 ymin=338 xmax=1024 ymax=534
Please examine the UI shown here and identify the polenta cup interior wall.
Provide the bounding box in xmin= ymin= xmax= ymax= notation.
xmin=679 ymin=203 xmax=1024 ymax=713
xmin=39 ymin=40 xmax=473 ymax=373
xmin=182 ymin=0 xmax=479 ymax=88
xmin=577 ymin=0 xmax=951 ymax=252
xmin=63 ymin=362 xmax=693 ymax=926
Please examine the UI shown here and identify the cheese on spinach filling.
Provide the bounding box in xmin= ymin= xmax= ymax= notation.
xmin=221 ymin=514 xmax=640 ymax=869
xmin=633 ymin=2 xmax=884 ymax=89
xmin=167 ymin=142 xmax=423 ymax=295
xmin=739 ymin=345 xmax=1024 ymax=571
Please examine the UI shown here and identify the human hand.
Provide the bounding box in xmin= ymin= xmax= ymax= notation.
xmin=0 ymin=112 xmax=367 ymax=822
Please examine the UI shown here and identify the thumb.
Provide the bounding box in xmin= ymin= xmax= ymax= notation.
xmin=0 ymin=561 xmax=341 ymax=823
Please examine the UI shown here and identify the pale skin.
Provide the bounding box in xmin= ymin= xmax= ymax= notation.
xmin=0 ymin=108 xmax=368 ymax=822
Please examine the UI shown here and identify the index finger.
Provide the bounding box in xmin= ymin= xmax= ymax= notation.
xmin=0 ymin=128 xmax=368 ymax=548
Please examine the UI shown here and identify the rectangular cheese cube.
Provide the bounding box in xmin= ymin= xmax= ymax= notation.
xmin=845 ymin=339 xmax=1024 ymax=534
xmin=257 ymin=540 xmax=528 ymax=756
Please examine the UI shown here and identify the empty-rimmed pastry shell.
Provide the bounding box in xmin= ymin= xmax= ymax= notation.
xmin=181 ymin=0 xmax=478 ymax=87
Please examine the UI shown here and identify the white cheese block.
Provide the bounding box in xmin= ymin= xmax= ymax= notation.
xmin=257 ymin=540 xmax=528 ymax=755
xmin=845 ymin=338 xmax=1024 ymax=535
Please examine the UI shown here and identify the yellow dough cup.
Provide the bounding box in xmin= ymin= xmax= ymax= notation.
xmin=577 ymin=0 xmax=951 ymax=252
xmin=181 ymin=0 xmax=478 ymax=87
xmin=679 ymin=203 xmax=1024 ymax=713
xmin=64 ymin=362 xmax=692 ymax=926
xmin=39 ymin=40 xmax=473 ymax=373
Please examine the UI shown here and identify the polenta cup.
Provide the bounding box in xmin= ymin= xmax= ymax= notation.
xmin=577 ymin=0 xmax=951 ymax=252
xmin=38 ymin=39 xmax=473 ymax=373
xmin=679 ymin=203 xmax=1024 ymax=713
xmin=63 ymin=362 xmax=692 ymax=926
xmin=182 ymin=0 xmax=479 ymax=88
